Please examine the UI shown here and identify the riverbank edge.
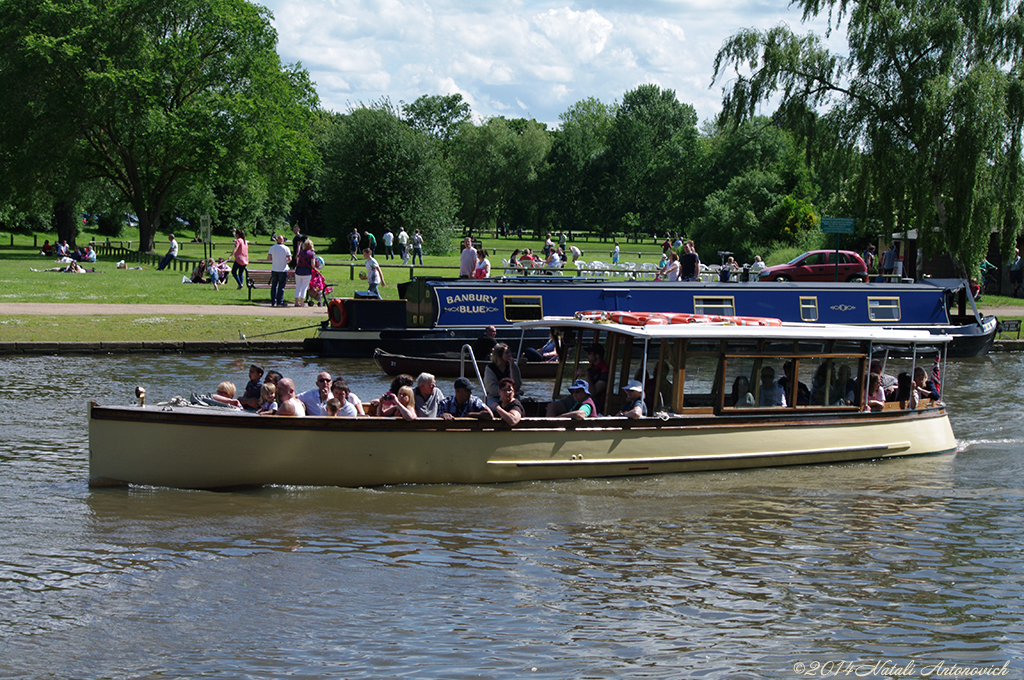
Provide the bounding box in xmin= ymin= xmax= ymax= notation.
xmin=0 ymin=338 xmax=319 ymax=355
xmin=0 ymin=337 xmax=1020 ymax=355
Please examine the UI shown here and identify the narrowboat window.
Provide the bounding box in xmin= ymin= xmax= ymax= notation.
xmin=868 ymin=297 xmax=901 ymax=322
xmin=694 ymin=296 xmax=736 ymax=316
xmin=799 ymin=296 xmax=819 ymax=322
xmin=504 ymin=296 xmax=543 ymax=322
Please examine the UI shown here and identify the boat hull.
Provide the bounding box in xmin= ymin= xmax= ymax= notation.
xmin=89 ymin=403 xmax=957 ymax=490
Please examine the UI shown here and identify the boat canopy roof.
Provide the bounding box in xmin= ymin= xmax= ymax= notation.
xmin=516 ymin=316 xmax=950 ymax=344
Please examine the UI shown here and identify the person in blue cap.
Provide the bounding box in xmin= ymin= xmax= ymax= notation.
xmin=558 ymin=379 xmax=598 ymax=420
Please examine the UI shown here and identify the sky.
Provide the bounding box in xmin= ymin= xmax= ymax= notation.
xmin=258 ymin=0 xmax=846 ymax=129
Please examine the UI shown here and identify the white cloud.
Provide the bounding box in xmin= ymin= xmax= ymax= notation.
xmin=261 ymin=0 xmax=846 ymax=127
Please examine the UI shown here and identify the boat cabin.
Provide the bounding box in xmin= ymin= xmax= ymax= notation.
xmin=521 ymin=314 xmax=946 ymax=417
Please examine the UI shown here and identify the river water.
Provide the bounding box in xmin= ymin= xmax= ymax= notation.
xmin=0 ymin=352 xmax=1022 ymax=679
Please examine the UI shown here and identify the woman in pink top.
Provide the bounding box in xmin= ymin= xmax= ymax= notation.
xmin=231 ymin=229 xmax=249 ymax=290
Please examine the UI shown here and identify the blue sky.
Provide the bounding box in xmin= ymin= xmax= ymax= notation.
xmin=259 ymin=0 xmax=845 ymax=128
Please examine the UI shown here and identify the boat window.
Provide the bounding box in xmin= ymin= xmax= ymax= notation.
xmin=722 ymin=357 xmax=758 ymax=408
xmin=868 ymin=297 xmax=901 ymax=322
xmin=682 ymin=355 xmax=719 ymax=408
xmin=694 ymin=296 xmax=736 ymax=316
xmin=799 ymin=296 xmax=819 ymax=322
xmin=504 ymin=296 xmax=543 ymax=322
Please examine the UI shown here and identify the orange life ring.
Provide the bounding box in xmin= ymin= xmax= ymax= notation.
xmin=607 ymin=311 xmax=644 ymax=325
xmin=642 ymin=314 xmax=671 ymax=325
xmin=733 ymin=316 xmax=782 ymax=326
xmin=328 ymin=298 xmax=347 ymax=328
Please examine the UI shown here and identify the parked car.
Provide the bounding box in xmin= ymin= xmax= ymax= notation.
xmin=758 ymin=250 xmax=869 ymax=282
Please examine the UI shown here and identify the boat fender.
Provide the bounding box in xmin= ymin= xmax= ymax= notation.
xmin=328 ymin=299 xmax=347 ymax=328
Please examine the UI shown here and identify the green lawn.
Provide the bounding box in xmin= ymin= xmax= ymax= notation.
xmin=1 ymin=230 xmax=1020 ymax=343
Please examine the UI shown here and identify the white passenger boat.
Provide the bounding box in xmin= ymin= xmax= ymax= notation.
xmin=89 ymin=315 xmax=957 ymax=490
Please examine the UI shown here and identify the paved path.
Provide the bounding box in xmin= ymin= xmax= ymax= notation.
xmin=0 ymin=303 xmax=328 ymax=316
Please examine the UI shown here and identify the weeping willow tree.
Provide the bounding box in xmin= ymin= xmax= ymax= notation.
xmin=712 ymin=0 xmax=1024 ymax=277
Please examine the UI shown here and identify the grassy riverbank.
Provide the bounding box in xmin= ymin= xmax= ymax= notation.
xmin=2 ymin=231 xmax=1022 ymax=343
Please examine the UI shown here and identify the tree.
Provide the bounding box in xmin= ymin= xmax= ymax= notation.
xmin=712 ymin=0 xmax=1024 ymax=276
xmin=401 ymin=94 xmax=472 ymax=153
xmin=0 ymin=0 xmax=318 ymax=253
xmin=605 ymin=85 xmax=699 ymax=239
xmin=545 ymin=97 xmax=615 ymax=235
xmin=321 ymin=103 xmax=457 ymax=254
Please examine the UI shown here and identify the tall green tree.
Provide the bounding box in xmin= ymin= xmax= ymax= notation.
xmin=712 ymin=0 xmax=1024 ymax=275
xmin=605 ymin=84 xmax=699 ymax=239
xmin=321 ymin=103 xmax=457 ymax=254
xmin=0 ymin=0 xmax=318 ymax=252
xmin=545 ymin=97 xmax=615 ymax=235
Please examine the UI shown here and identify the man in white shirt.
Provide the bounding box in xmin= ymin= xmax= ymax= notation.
xmin=157 ymin=234 xmax=178 ymax=270
xmin=397 ymin=227 xmax=409 ymax=263
xmin=267 ymin=235 xmax=291 ymax=307
xmin=382 ymin=228 xmax=394 ymax=260
xmin=298 ymin=372 xmax=334 ymax=416
xmin=364 ymin=248 xmax=384 ymax=298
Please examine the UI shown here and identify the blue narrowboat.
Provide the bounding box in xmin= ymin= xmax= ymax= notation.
xmin=317 ymin=276 xmax=996 ymax=358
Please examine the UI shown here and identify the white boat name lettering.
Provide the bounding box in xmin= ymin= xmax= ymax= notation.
xmin=445 ymin=294 xmax=498 ymax=305
xmin=443 ymin=305 xmax=499 ymax=315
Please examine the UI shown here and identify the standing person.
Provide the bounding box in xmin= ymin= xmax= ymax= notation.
xmin=411 ymin=229 xmax=424 ymax=265
xmin=679 ymin=241 xmax=699 ymax=281
xmin=397 ymin=227 xmax=409 ymax=263
xmin=473 ymin=249 xmax=491 ymax=279
xmin=382 ymin=228 xmax=394 ymax=260
xmin=363 ymin=230 xmax=377 ymax=256
xmin=231 ymin=229 xmax=249 ymax=289
xmin=267 ymin=235 xmax=291 ymax=307
xmin=881 ymin=243 xmax=898 ymax=276
xmin=569 ymin=244 xmax=582 ymax=263
xmin=363 ymin=247 xmax=385 ymax=298
xmin=863 ymin=244 xmax=877 ymax=274
xmin=156 ymin=234 xmax=178 ymax=270
xmin=612 ymin=242 xmax=620 ymax=265
xmin=293 ymin=239 xmax=315 ymax=307
xmin=349 ymin=228 xmax=360 ymax=260
xmin=459 ymin=237 xmax=477 ymax=278
xmin=558 ymin=231 xmax=567 ymax=251
xmin=290 ymin=224 xmax=304 ymax=268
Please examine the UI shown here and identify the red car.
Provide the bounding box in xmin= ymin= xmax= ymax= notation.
xmin=758 ymin=250 xmax=869 ymax=282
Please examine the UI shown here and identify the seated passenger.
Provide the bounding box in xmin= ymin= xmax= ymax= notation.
xmin=208 ymin=381 xmax=242 ymax=408
xmin=897 ymin=371 xmax=918 ymax=410
xmin=257 ymin=382 xmax=277 ymax=414
xmin=870 ymin=359 xmax=898 ymax=400
xmin=389 ymin=385 xmax=417 ymax=420
xmin=275 ymin=378 xmax=306 ymax=416
xmin=239 ymin=363 xmax=264 ymax=410
xmin=298 ymin=372 xmax=333 ymax=416
xmin=730 ymin=375 xmax=755 ymax=407
xmin=413 ymin=372 xmax=444 ymax=418
xmin=777 ymin=360 xmax=810 ymax=405
xmin=325 ymin=398 xmax=342 ymax=417
xmin=484 ymin=343 xmax=521 ymax=408
xmin=440 ymin=377 xmax=493 ymax=420
xmin=758 ymin=367 xmax=787 ymax=407
xmin=558 ymin=379 xmax=598 ymax=420
xmin=492 ymin=378 xmax=525 ymax=426
xmin=865 ymin=373 xmax=885 ymax=411
xmin=375 ymin=374 xmax=415 ymax=416
xmin=521 ymin=329 xmax=559 ymax=363
xmin=330 ymin=378 xmax=361 ymax=416
xmin=913 ymin=366 xmax=940 ymax=402
xmin=616 ymin=380 xmax=647 ymax=419
xmin=832 ymin=364 xmax=857 ymax=405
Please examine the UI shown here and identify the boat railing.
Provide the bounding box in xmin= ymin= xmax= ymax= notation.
xmin=459 ymin=345 xmax=487 ymax=393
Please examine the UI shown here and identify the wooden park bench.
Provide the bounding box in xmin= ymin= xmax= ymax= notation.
xmin=246 ymin=269 xmax=295 ymax=302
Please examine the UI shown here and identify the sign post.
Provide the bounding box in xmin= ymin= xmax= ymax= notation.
xmin=820 ymin=217 xmax=855 ymax=282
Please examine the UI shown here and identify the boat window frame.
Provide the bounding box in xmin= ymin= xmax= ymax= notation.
xmin=693 ymin=296 xmax=736 ymax=317
xmin=799 ymin=296 xmax=819 ymax=322
xmin=867 ymin=296 xmax=901 ymax=322
xmin=503 ymin=295 xmax=544 ymax=322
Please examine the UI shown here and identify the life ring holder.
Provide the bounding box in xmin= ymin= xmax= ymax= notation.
xmin=328 ymin=298 xmax=347 ymax=328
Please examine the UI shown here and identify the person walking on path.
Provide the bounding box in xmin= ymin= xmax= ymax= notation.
xmin=231 ymin=229 xmax=249 ymax=289
xmin=157 ymin=234 xmax=178 ymax=270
